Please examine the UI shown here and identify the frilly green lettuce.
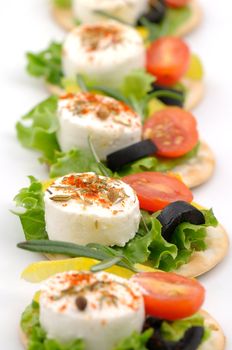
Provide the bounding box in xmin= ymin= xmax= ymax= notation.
xmin=16 ymin=96 xmax=60 ymax=164
xmin=141 ymin=6 xmax=191 ymax=42
xmin=53 ymin=0 xmax=72 ymax=9
xmin=13 ymin=176 xmax=48 ymax=241
xmin=50 ymin=149 xmax=99 ymax=178
xmin=161 ymin=313 xmax=210 ymax=343
xmin=26 ymin=42 xmax=63 ymax=86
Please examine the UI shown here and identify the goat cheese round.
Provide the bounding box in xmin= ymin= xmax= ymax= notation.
xmin=62 ymin=21 xmax=146 ymax=88
xmin=57 ymin=92 xmax=142 ymax=160
xmin=72 ymin=0 xmax=149 ymax=26
xmin=40 ymin=271 xmax=145 ymax=350
xmin=44 ymin=173 xmax=141 ymax=247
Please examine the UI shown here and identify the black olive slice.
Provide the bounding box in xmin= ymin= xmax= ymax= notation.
xmin=149 ymin=83 xmax=185 ymax=107
xmin=106 ymin=140 xmax=158 ymax=171
xmin=157 ymin=201 xmax=205 ymax=241
xmin=144 ymin=316 xmax=164 ymax=329
xmin=143 ymin=316 xmax=204 ymax=350
xmin=137 ymin=0 xmax=166 ymax=25
xmin=174 ymin=326 xmax=204 ymax=350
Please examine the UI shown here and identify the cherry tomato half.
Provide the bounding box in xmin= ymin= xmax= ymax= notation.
xmin=143 ymin=107 xmax=199 ymax=158
xmin=165 ymin=0 xmax=190 ymax=8
xmin=146 ymin=37 xmax=190 ymax=86
xmin=132 ymin=272 xmax=205 ymax=320
xmin=122 ymin=172 xmax=193 ymax=212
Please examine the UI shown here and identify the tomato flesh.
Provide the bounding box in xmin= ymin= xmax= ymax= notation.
xmin=143 ymin=107 xmax=199 ymax=158
xmin=132 ymin=272 xmax=205 ymax=320
xmin=146 ymin=37 xmax=190 ymax=86
xmin=165 ymin=0 xmax=190 ymax=8
xmin=122 ymin=172 xmax=193 ymax=212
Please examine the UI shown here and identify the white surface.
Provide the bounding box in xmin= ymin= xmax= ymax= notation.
xmin=0 ymin=0 xmax=231 ymax=348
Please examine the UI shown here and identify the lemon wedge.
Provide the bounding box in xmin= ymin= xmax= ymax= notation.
xmin=136 ymin=26 xmax=149 ymax=42
xmin=148 ymin=98 xmax=166 ymax=117
xmin=42 ymin=179 xmax=55 ymax=192
xmin=33 ymin=291 xmax=41 ymax=303
xmin=185 ymin=54 xmax=204 ymax=80
xmin=21 ymin=257 xmax=157 ymax=283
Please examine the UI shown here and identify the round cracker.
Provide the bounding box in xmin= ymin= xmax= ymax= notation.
xmin=174 ymin=224 xmax=229 ymax=278
xmin=19 ymin=310 xmax=225 ymax=350
xmin=45 ymin=224 xmax=229 ymax=279
xmin=51 ymin=5 xmax=74 ymax=32
xmin=19 ymin=328 xmax=28 ymax=349
xmin=46 ymin=82 xmax=64 ymax=95
xmin=51 ymin=0 xmax=202 ymax=36
xmin=172 ymin=141 xmax=215 ymax=189
xmin=174 ymin=0 xmax=203 ymax=37
xmin=199 ymin=310 xmax=226 ymax=350
xmin=182 ymin=78 xmax=205 ymax=111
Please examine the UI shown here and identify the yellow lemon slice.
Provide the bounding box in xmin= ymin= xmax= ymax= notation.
xmin=148 ymin=98 xmax=166 ymax=117
xmin=42 ymin=179 xmax=55 ymax=191
xmin=136 ymin=26 xmax=149 ymax=42
xmin=21 ymin=257 xmax=157 ymax=283
xmin=185 ymin=54 xmax=204 ymax=81
xmin=33 ymin=291 xmax=41 ymax=303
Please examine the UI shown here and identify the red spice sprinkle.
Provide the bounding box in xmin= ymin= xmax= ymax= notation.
xmin=63 ymin=272 xmax=92 ymax=286
xmin=50 ymin=174 xmax=127 ymax=208
xmin=80 ymin=25 xmax=122 ymax=52
xmin=59 ymin=304 xmax=67 ymax=312
xmin=60 ymin=93 xmax=136 ymax=124
xmin=48 ymin=272 xmax=141 ymax=311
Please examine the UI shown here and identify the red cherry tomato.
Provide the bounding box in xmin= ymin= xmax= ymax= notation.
xmin=146 ymin=37 xmax=190 ymax=86
xmin=132 ymin=272 xmax=205 ymax=320
xmin=143 ymin=107 xmax=199 ymax=158
xmin=165 ymin=0 xmax=190 ymax=8
xmin=122 ymin=172 xmax=193 ymax=212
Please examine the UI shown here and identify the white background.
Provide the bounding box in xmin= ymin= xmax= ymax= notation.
xmin=0 ymin=0 xmax=231 ymax=348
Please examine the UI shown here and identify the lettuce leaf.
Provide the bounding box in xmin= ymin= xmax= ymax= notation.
xmin=13 ymin=176 xmax=218 ymax=272
xmin=161 ymin=313 xmax=210 ymax=343
xmin=141 ymin=6 xmax=191 ymax=42
xmin=26 ymin=42 xmax=63 ymax=86
xmin=53 ymin=0 xmax=72 ymax=8
xmin=118 ymin=143 xmax=200 ymax=177
xmin=13 ymin=177 xmax=48 ymax=241
xmin=50 ymin=149 xmax=100 ymax=178
xmin=116 ymin=209 xmax=218 ymax=272
xmin=121 ymin=70 xmax=155 ymax=101
xmin=114 ymin=330 xmax=153 ymax=350
xmin=16 ymin=96 xmax=60 ymax=164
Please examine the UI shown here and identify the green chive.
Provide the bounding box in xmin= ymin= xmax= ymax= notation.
xmin=91 ymin=256 xmax=122 ymax=272
xmin=17 ymin=240 xmax=137 ymax=272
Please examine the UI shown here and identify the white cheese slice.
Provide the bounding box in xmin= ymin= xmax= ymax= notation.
xmin=62 ymin=21 xmax=146 ymax=88
xmin=44 ymin=173 xmax=141 ymax=247
xmin=57 ymin=92 xmax=142 ymax=160
xmin=39 ymin=271 xmax=145 ymax=350
xmin=72 ymin=0 xmax=149 ymax=26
